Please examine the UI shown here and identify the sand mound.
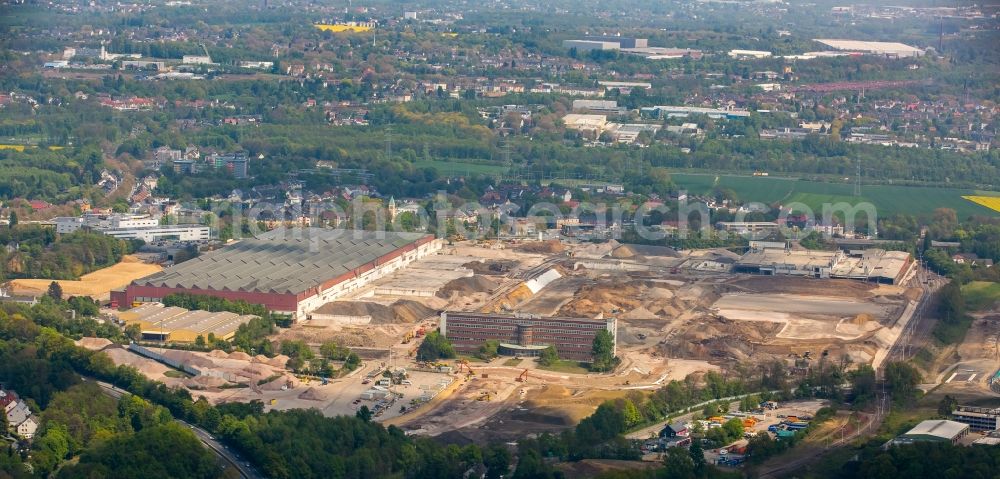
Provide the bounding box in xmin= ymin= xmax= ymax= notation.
xmin=228 ymin=351 xmax=252 ymax=361
xmin=77 ymin=337 xmax=113 ymax=351
xmin=646 ymin=287 xmax=675 ymax=300
xmin=390 ymin=300 xmax=437 ymax=323
xmin=317 ymin=300 xmax=435 ymax=324
xmin=184 ymin=375 xmax=227 ymax=389
xmin=850 ymin=313 xmax=874 ymax=326
xmin=516 ymin=239 xmax=565 ymax=254
xmin=254 ymin=354 xmax=270 ymax=363
xmin=209 ymin=350 xmax=229 ymax=358
xmin=559 ymin=281 xmax=643 ymax=317
xmin=268 ymin=354 xmax=290 ymax=368
xmin=160 ymin=349 xmax=214 ymax=368
xmin=621 ymin=306 xmax=659 ymax=320
xmin=437 ymin=275 xmax=499 ymax=298
xmin=262 ymin=373 xmax=300 ymax=391
xmin=298 ymin=387 xmax=328 ymax=401
xmin=417 ymin=296 xmax=449 ymax=310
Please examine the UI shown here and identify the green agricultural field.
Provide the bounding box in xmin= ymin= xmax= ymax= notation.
xmin=962 ymin=281 xmax=1000 ymax=311
xmin=671 ymin=173 xmax=1000 ymax=218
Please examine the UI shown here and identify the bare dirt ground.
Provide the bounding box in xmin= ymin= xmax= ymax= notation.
xmin=87 ymin=240 xmax=926 ymax=446
xmin=12 ymin=255 xmax=161 ymax=300
xmin=921 ymin=312 xmax=1000 ymax=404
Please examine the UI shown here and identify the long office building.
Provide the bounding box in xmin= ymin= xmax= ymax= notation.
xmin=952 ymin=406 xmax=1000 ymax=431
xmin=112 ymin=229 xmax=443 ymax=319
xmin=640 ymin=105 xmax=751 ymax=119
xmin=53 ymin=213 xmax=210 ymax=242
xmin=440 ymin=311 xmax=616 ymax=362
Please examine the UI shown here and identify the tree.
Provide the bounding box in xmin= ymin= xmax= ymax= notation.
xmin=688 ymin=439 xmax=706 ymax=476
xmin=195 ymin=335 xmax=206 ymax=347
xmin=591 ymin=329 xmax=617 ymax=372
xmin=57 ymin=423 xmax=222 ymax=479
xmin=7 ymin=211 xmax=17 ymax=229
xmin=938 ymin=394 xmax=958 ymax=417
xmin=416 ymin=331 xmax=456 ymax=361
xmin=47 ymin=281 xmax=63 ymax=301
xmin=621 ymin=399 xmax=642 ymax=428
xmin=355 ymin=405 xmax=372 ymax=422
xmin=483 ymin=444 xmax=511 ymax=479
xmin=661 ymin=447 xmax=696 ymax=479
xmin=124 ymin=323 xmax=141 ymax=342
xmin=477 ymin=339 xmax=500 ymax=360
xmin=885 ymin=362 xmax=921 ymax=403
xmin=538 ymin=346 xmax=559 ymax=367
xmin=849 ymin=364 xmax=877 ymax=407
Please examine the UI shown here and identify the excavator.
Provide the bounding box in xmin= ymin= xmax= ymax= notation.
xmin=516 ymin=369 xmax=528 ymax=383
xmin=457 ymin=359 xmax=475 ymax=378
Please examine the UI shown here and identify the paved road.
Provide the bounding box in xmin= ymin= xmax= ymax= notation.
xmin=92 ymin=380 xmax=263 ymax=479
xmin=625 ymin=391 xmax=784 ymax=440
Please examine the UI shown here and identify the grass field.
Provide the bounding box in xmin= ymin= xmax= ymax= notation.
xmin=962 ymin=281 xmax=1000 ymax=311
xmin=963 ymin=195 xmax=1000 ymax=213
xmin=503 ymin=358 xmax=523 ymax=367
xmin=671 ymin=173 xmax=1000 ymax=218
xmin=537 ymin=360 xmax=591 ymax=375
xmin=11 ymin=255 xmax=162 ymax=300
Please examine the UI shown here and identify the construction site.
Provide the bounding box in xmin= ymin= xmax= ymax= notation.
xmin=91 ymin=237 xmax=926 ymax=442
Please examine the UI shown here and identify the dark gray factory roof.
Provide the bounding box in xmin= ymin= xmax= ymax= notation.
xmin=133 ymin=229 xmax=432 ymax=295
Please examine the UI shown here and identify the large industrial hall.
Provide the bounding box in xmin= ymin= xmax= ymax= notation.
xmin=113 ymin=229 xmax=443 ymax=319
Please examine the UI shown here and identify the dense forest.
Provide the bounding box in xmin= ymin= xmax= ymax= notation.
xmin=0 ymin=226 xmax=139 ymax=281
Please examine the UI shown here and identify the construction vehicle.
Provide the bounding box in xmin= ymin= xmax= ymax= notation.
xmin=477 ymin=391 xmax=491 ymax=401
xmin=457 ymin=359 xmax=475 ymax=377
xmin=416 ymin=328 xmax=426 ymax=337
xmin=402 ymin=332 xmax=414 ymax=344
xmin=269 ymin=399 xmax=278 ymax=406
xmin=516 ymin=369 xmax=528 ymax=382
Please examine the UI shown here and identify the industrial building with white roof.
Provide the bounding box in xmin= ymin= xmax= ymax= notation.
xmin=112 ymin=228 xmax=443 ymax=319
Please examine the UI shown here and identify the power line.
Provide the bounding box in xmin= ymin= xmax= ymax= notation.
xmin=854 ymin=158 xmax=862 ymax=197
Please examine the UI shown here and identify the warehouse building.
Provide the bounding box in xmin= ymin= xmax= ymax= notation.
xmin=563 ymin=40 xmax=621 ymax=51
xmin=440 ymin=311 xmax=616 ymax=362
xmin=640 ymin=105 xmax=751 ymax=120
xmin=584 ymin=36 xmax=647 ymax=49
xmin=813 ymin=39 xmax=924 ymax=58
xmin=118 ymin=303 xmax=257 ymax=342
xmin=562 ymin=36 xmax=648 ymax=51
xmin=953 ymin=406 xmax=1000 ymax=431
xmin=113 ymin=229 xmax=443 ymax=320
xmin=734 ymin=246 xmax=913 ymax=284
xmin=890 ymin=420 xmax=969 ymax=446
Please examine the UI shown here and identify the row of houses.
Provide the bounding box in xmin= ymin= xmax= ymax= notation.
xmin=1 ymin=390 xmax=38 ymax=440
